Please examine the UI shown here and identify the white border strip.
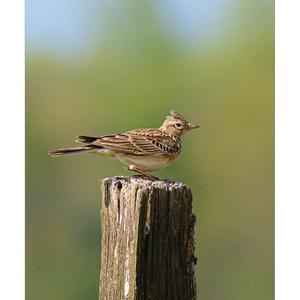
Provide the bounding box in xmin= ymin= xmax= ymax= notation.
xmin=0 ymin=1 xmax=25 ymax=299
xmin=276 ymin=0 xmax=300 ymax=299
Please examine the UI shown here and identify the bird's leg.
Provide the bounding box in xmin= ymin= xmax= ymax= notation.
xmin=128 ymin=165 xmax=159 ymax=180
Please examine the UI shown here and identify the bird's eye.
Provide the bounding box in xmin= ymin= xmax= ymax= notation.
xmin=175 ymin=123 xmax=182 ymax=128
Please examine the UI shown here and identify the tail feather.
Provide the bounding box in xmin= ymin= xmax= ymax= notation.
xmin=48 ymin=146 xmax=97 ymax=157
xmin=76 ymin=135 xmax=99 ymax=144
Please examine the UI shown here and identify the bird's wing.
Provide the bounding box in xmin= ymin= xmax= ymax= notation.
xmin=79 ymin=130 xmax=180 ymax=156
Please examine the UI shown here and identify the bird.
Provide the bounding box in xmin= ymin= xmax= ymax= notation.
xmin=48 ymin=109 xmax=200 ymax=180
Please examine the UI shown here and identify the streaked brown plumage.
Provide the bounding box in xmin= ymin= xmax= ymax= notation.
xmin=49 ymin=109 xmax=199 ymax=179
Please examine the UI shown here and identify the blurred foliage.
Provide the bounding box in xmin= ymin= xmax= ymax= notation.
xmin=26 ymin=1 xmax=274 ymax=299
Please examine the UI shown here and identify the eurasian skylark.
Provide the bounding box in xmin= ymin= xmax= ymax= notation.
xmin=49 ymin=109 xmax=199 ymax=180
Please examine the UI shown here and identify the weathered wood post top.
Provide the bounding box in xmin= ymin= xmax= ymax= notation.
xmin=99 ymin=176 xmax=197 ymax=300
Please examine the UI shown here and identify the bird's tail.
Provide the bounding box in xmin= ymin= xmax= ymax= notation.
xmin=75 ymin=135 xmax=98 ymax=143
xmin=48 ymin=146 xmax=97 ymax=157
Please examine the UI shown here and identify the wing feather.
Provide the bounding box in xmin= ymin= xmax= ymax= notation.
xmin=88 ymin=130 xmax=180 ymax=156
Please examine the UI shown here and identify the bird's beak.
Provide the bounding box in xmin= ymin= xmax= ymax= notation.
xmin=188 ymin=123 xmax=200 ymax=130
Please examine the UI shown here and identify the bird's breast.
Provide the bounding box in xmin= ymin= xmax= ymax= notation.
xmin=115 ymin=153 xmax=178 ymax=172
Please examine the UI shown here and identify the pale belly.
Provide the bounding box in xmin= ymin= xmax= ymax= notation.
xmin=115 ymin=153 xmax=176 ymax=172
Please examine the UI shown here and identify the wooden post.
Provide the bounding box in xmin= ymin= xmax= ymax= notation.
xmin=99 ymin=176 xmax=197 ymax=300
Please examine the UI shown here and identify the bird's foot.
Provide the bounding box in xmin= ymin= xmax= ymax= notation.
xmin=128 ymin=165 xmax=160 ymax=181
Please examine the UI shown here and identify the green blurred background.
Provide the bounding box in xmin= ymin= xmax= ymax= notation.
xmin=26 ymin=0 xmax=274 ymax=299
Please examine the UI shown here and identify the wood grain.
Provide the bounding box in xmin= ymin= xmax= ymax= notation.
xmin=99 ymin=176 xmax=197 ymax=300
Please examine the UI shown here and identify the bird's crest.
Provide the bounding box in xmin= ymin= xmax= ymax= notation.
xmin=168 ymin=109 xmax=187 ymax=122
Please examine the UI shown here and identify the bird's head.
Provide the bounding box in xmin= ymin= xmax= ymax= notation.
xmin=160 ymin=109 xmax=200 ymax=137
